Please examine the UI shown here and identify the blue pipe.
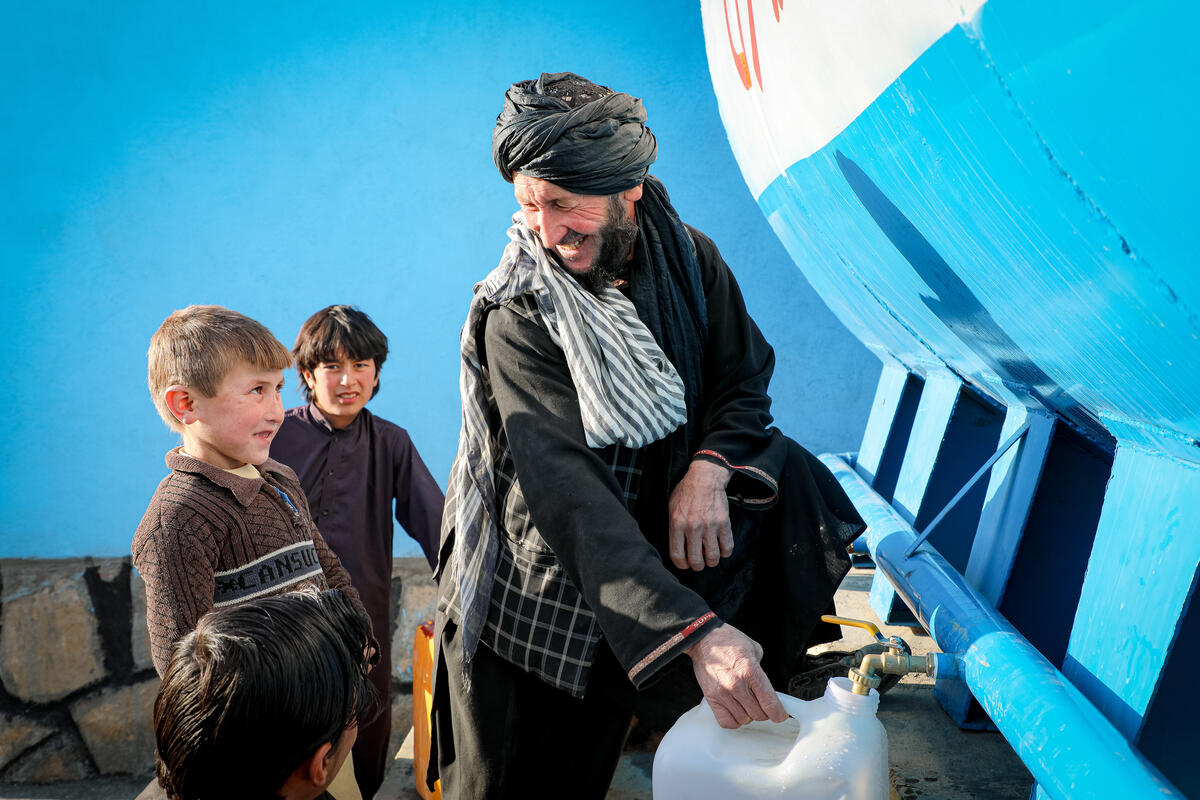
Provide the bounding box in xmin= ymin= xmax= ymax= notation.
xmin=819 ymin=453 xmax=1184 ymax=800
xmin=849 ymin=535 xmax=872 ymax=557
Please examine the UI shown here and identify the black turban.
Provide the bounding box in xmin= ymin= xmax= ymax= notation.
xmin=492 ymin=72 xmax=658 ymax=196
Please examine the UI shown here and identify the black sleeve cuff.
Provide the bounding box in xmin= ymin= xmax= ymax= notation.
xmin=692 ymin=449 xmax=779 ymax=509
xmin=626 ymin=611 xmax=723 ymax=688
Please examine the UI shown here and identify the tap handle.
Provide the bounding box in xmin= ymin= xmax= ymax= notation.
xmin=820 ymin=614 xmax=910 ymax=654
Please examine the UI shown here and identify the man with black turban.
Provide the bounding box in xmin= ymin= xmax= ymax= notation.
xmin=430 ymin=72 xmax=864 ymax=797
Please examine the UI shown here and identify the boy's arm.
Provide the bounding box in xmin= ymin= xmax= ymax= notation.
xmin=392 ymin=434 xmax=444 ymax=570
xmin=132 ymin=504 xmax=220 ymax=677
xmin=311 ymin=524 xmax=370 ymax=624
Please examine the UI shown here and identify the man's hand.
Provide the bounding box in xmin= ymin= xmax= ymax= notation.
xmin=668 ymin=460 xmax=733 ymax=571
xmin=685 ymin=623 xmax=788 ymax=729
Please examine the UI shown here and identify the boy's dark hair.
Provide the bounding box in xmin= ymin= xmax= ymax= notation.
xmin=153 ymin=589 xmax=380 ymax=800
xmin=293 ymin=305 xmax=389 ymax=402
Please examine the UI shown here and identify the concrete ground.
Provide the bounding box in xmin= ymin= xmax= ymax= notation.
xmin=0 ymin=567 xmax=1033 ymax=799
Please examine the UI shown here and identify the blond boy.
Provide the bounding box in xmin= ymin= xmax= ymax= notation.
xmin=133 ymin=305 xmax=367 ymax=679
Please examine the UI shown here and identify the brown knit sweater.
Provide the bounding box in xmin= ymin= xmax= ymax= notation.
xmin=132 ymin=448 xmax=365 ymax=676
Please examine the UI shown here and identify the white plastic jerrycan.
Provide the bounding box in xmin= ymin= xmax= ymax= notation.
xmin=652 ymin=676 xmax=888 ymax=799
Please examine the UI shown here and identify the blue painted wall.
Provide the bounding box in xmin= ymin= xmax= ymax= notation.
xmin=1 ymin=1 xmax=876 ymax=558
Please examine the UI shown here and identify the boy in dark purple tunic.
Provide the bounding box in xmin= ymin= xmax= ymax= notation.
xmin=271 ymin=305 xmax=443 ymax=800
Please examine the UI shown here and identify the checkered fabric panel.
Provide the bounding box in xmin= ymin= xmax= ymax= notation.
xmin=441 ymin=428 xmax=644 ymax=696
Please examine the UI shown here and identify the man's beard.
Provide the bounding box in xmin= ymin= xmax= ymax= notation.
xmin=574 ymin=195 xmax=639 ymax=295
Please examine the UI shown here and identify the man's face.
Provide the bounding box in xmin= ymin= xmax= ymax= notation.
xmin=514 ymin=174 xmax=639 ymax=291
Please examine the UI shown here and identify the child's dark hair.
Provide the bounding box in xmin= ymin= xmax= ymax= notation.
xmin=293 ymin=305 xmax=388 ymax=402
xmin=153 ymin=589 xmax=380 ymax=800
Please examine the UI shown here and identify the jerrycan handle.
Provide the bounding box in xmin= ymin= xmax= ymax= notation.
xmin=776 ymin=690 xmax=809 ymax=719
xmin=776 ymin=691 xmax=818 ymax=767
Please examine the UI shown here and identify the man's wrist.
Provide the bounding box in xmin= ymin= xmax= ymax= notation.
xmin=688 ymin=457 xmax=733 ymax=489
xmin=685 ymin=620 xmax=723 ymax=658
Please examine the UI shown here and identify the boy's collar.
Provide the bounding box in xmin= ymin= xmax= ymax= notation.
xmin=165 ymin=447 xmax=288 ymax=507
xmin=307 ymin=401 xmax=369 ymax=433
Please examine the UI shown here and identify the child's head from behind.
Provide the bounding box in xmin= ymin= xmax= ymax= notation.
xmin=293 ymin=305 xmax=388 ymax=428
xmin=153 ymin=589 xmax=380 ymax=800
xmin=148 ymin=305 xmax=293 ymax=465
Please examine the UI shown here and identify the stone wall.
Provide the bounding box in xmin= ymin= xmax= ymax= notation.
xmin=0 ymin=557 xmax=437 ymax=783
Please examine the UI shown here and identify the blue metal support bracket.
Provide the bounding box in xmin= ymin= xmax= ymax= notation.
xmin=868 ymin=370 xmax=962 ymax=625
xmin=820 ymin=452 xmax=1185 ymax=800
xmin=965 ymin=407 xmax=1057 ymax=606
xmin=855 ymin=358 xmax=912 ymax=486
xmin=904 ymin=421 xmax=1030 ymax=558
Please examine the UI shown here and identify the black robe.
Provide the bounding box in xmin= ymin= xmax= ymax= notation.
xmin=477 ymin=224 xmax=863 ymax=717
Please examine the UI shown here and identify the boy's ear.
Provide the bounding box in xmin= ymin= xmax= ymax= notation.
xmin=278 ymin=741 xmax=332 ymax=796
xmin=164 ymin=385 xmax=197 ymax=425
xmin=310 ymin=740 xmax=337 ymax=786
xmin=301 ymin=369 xmax=315 ymax=390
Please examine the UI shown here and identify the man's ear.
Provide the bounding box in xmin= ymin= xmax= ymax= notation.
xmin=622 ymin=183 xmax=644 ymax=204
xmin=164 ymin=386 xmax=197 ymax=425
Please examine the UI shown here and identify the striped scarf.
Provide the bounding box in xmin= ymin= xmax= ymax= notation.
xmin=442 ymin=214 xmax=688 ymax=662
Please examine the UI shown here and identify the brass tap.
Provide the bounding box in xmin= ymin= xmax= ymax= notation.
xmin=848 ymin=651 xmax=936 ymax=695
xmin=820 ymin=614 xmax=935 ymax=695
